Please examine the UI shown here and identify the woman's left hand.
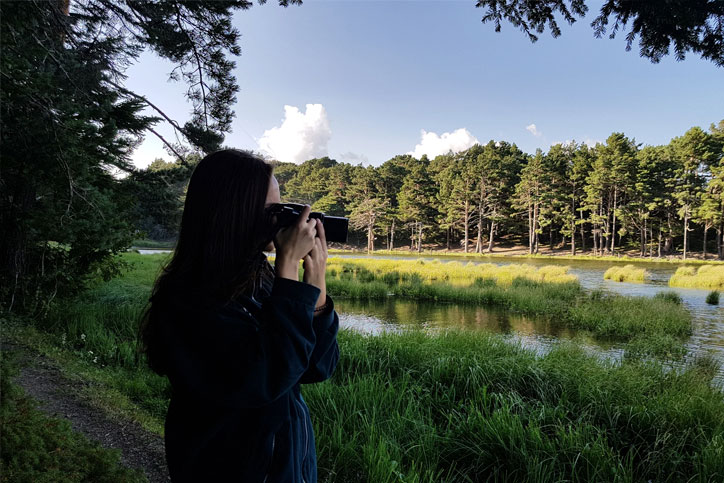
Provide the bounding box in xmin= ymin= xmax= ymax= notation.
xmin=302 ymin=219 xmax=327 ymax=309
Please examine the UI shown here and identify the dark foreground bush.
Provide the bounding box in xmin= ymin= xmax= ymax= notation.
xmin=0 ymin=352 xmax=146 ymax=483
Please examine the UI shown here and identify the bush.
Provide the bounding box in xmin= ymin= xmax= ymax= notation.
xmin=706 ymin=291 xmax=720 ymax=305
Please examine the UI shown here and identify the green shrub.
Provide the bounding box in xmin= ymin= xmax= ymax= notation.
xmin=706 ymin=291 xmax=720 ymax=305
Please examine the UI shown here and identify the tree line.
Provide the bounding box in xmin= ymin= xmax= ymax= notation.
xmin=133 ymin=121 xmax=724 ymax=260
xmin=3 ymin=0 xmax=722 ymax=314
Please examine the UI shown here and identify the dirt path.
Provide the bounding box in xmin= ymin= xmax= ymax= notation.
xmin=3 ymin=342 xmax=170 ymax=483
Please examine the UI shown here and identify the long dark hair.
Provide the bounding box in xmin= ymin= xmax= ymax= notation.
xmin=139 ymin=149 xmax=274 ymax=374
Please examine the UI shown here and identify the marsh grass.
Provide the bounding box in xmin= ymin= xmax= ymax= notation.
xmin=603 ymin=264 xmax=648 ymax=283
xmin=326 ymin=257 xmax=578 ymax=286
xmin=669 ymin=265 xmax=724 ymax=290
xmin=327 ymin=258 xmax=691 ymax=343
xmin=8 ymin=253 xmax=723 ymax=482
xmin=706 ymin=291 xmax=720 ymax=305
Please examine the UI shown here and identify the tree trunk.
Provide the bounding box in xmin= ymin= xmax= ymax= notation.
xmin=390 ymin=219 xmax=395 ymax=251
xmin=487 ymin=220 xmax=495 ymax=253
xmin=549 ymin=225 xmax=554 ymax=251
xmin=463 ymin=200 xmax=469 ymax=253
xmin=533 ymin=202 xmax=540 ymax=254
xmin=683 ymin=212 xmax=689 ymax=260
xmin=703 ymin=225 xmax=708 ymax=260
xmin=571 ymin=218 xmax=576 ymax=256
xmin=446 ymin=226 xmax=450 ymax=251
xmin=475 ymin=210 xmax=483 ymax=253
xmin=417 ymin=222 xmax=423 ymax=253
xmin=579 ymin=208 xmax=586 ymax=253
xmin=640 ymin=215 xmax=646 ymax=256
xmin=528 ymin=205 xmax=533 ymax=255
xmin=611 ymin=188 xmax=617 ymax=254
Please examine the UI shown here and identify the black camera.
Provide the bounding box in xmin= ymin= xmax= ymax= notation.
xmin=266 ymin=203 xmax=349 ymax=244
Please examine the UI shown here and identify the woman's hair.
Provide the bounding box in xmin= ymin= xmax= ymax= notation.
xmin=138 ymin=149 xmax=274 ymax=373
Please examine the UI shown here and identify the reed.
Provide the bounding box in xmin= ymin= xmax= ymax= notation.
xmin=603 ymin=264 xmax=648 ymax=283
xmin=669 ymin=265 xmax=724 ymax=290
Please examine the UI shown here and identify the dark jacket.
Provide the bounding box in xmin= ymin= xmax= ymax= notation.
xmin=153 ymin=275 xmax=340 ymax=482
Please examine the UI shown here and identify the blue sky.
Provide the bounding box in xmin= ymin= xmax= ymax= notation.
xmin=126 ymin=0 xmax=723 ymax=168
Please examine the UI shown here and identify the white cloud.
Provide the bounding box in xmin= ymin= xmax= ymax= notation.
xmin=526 ymin=123 xmax=542 ymax=137
xmin=550 ymin=138 xmax=602 ymax=148
xmin=258 ymin=104 xmax=331 ymax=164
xmin=338 ymin=151 xmax=370 ymax=165
xmin=408 ymin=128 xmax=479 ymax=159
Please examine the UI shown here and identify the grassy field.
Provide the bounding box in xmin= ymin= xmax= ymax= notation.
xmin=603 ymin=264 xmax=648 ymax=283
xmin=669 ymin=265 xmax=724 ymax=290
xmin=6 ymin=252 xmax=722 ymax=481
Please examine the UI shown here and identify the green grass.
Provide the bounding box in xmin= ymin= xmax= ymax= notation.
xmin=603 ymin=264 xmax=648 ymax=283
xmin=0 ymin=350 xmax=147 ymax=482
xmin=304 ymin=330 xmax=724 ymax=482
xmin=669 ymin=265 xmax=724 ymax=290
xmin=5 ymin=252 xmax=723 ymax=482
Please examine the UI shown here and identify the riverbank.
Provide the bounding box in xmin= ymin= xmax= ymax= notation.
xmin=5 ymin=317 xmax=723 ymax=482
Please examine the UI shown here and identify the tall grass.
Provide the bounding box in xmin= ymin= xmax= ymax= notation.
xmin=603 ymin=264 xmax=648 ymax=283
xmin=304 ymin=330 xmax=724 ymax=482
xmin=669 ymin=265 xmax=724 ymax=290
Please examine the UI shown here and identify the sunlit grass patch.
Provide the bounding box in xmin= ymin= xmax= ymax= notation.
xmin=669 ymin=265 xmax=724 ymax=290
xmin=603 ymin=264 xmax=648 ymax=283
xmin=326 ymin=257 xmax=578 ymax=286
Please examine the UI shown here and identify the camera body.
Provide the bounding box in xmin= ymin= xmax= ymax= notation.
xmin=266 ymin=203 xmax=349 ymax=244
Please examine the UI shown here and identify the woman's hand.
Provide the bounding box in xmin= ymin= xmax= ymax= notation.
xmin=274 ymin=205 xmax=317 ymax=281
xmin=303 ymin=219 xmax=328 ymax=309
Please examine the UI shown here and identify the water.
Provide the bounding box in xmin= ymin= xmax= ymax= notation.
xmin=330 ymin=253 xmax=724 ymax=380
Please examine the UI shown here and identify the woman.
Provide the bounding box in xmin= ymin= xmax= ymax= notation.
xmin=139 ymin=149 xmax=339 ymax=482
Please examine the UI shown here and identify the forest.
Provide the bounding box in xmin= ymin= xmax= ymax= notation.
xmin=133 ymin=122 xmax=724 ymax=260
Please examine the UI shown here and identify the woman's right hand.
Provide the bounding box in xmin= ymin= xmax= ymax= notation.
xmin=274 ymin=205 xmax=317 ymax=281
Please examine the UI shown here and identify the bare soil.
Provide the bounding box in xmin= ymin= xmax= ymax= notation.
xmin=2 ymin=341 xmax=170 ymax=483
